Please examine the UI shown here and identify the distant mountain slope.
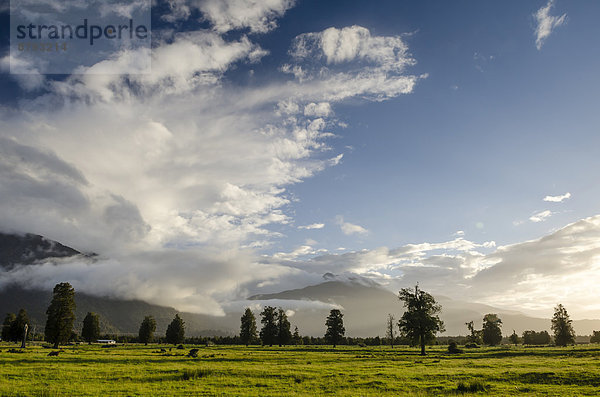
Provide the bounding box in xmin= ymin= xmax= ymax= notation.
xmin=0 ymin=284 xmax=238 ymax=337
xmin=0 ymin=233 xmax=236 ymax=336
xmin=0 ymin=232 xmax=81 ymax=270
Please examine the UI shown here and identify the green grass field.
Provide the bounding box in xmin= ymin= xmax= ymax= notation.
xmin=2 ymin=342 xmax=600 ymax=396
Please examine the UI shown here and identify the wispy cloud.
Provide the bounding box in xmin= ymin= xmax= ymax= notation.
xmin=534 ymin=0 xmax=567 ymax=50
xmin=335 ymin=216 xmax=368 ymax=235
xmin=529 ymin=210 xmax=554 ymax=223
xmin=543 ymin=192 xmax=571 ymax=203
xmin=298 ymin=223 xmax=325 ymax=230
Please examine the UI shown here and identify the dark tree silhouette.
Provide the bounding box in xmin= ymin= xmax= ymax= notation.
xmin=522 ymin=330 xmax=551 ymax=345
xmin=13 ymin=309 xmax=29 ymax=344
xmin=386 ymin=314 xmax=396 ymax=348
xmin=2 ymin=313 xmax=16 ymax=342
xmin=482 ymin=314 xmax=502 ymax=346
xmin=509 ymin=330 xmax=520 ymax=345
xmin=81 ymin=312 xmax=100 ymax=344
xmin=465 ymin=321 xmax=482 ymax=345
xmin=324 ymin=309 xmax=345 ymax=348
xmin=240 ymin=308 xmax=257 ymax=347
xmin=590 ymin=330 xmax=600 ymax=343
xmin=276 ymin=308 xmax=292 ymax=347
xmin=259 ymin=306 xmax=278 ymax=346
xmin=45 ymin=282 xmax=76 ymax=348
xmin=292 ymin=326 xmax=302 ymax=345
xmin=138 ymin=315 xmax=157 ymax=345
xmin=165 ymin=314 xmax=185 ymax=345
xmin=552 ymin=304 xmax=575 ymax=346
xmin=397 ymin=285 xmax=444 ymax=355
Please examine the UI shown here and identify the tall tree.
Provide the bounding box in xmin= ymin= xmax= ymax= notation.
xmin=239 ymin=308 xmax=257 ymax=347
xmin=276 ymin=308 xmax=292 ymax=347
xmin=482 ymin=314 xmax=503 ymax=346
xmin=259 ymin=306 xmax=278 ymax=346
xmin=386 ymin=314 xmax=396 ymax=348
xmin=551 ymin=304 xmax=575 ymax=346
xmin=292 ymin=326 xmax=302 ymax=345
xmin=509 ymin=330 xmax=521 ymax=345
xmin=590 ymin=330 xmax=600 ymax=343
xmin=45 ymin=282 xmax=76 ymax=348
xmin=13 ymin=309 xmax=30 ymax=344
xmin=81 ymin=312 xmax=100 ymax=344
xmin=2 ymin=313 xmax=16 ymax=342
xmin=138 ymin=316 xmax=157 ymax=345
xmin=165 ymin=314 xmax=185 ymax=345
xmin=397 ymin=285 xmax=444 ymax=355
xmin=465 ymin=321 xmax=482 ymax=345
xmin=324 ymin=309 xmax=345 ymax=348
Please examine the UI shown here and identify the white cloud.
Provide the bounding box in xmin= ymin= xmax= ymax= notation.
xmin=304 ymin=102 xmax=332 ymax=117
xmin=543 ymin=192 xmax=571 ymax=203
xmin=534 ymin=0 xmax=567 ymax=50
xmin=335 ymin=215 xmax=368 ymax=236
xmin=286 ymin=25 xmax=423 ymax=101
xmin=529 ymin=210 xmax=554 ymax=223
xmin=197 ymin=0 xmax=295 ymax=33
xmin=298 ymin=223 xmax=325 ymax=230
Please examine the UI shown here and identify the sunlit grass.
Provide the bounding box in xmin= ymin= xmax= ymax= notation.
xmin=1 ymin=342 xmax=600 ymax=395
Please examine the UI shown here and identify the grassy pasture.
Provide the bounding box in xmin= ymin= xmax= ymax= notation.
xmin=1 ymin=343 xmax=600 ymax=396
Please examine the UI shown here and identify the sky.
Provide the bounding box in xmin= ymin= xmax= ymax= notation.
xmin=1 ymin=0 xmax=600 ymax=319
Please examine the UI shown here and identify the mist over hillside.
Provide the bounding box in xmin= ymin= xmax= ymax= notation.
xmin=2 ymin=232 xmax=599 ymax=337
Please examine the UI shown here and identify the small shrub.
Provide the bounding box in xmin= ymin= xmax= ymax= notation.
xmin=456 ymin=380 xmax=487 ymax=392
xmin=177 ymin=344 xmax=185 ymax=350
xmin=448 ymin=341 xmax=463 ymax=354
xmin=181 ymin=368 xmax=211 ymax=380
xmin=188 ymin=348 xmax=199 ymax=358
xmin=8 ymin=348 xmax=25 ymax=354
xmin=464 ymin=343 xmax=480 ymax=348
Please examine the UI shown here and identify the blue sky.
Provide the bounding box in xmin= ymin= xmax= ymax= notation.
xmin=275 ymin=0 xmax=600 ymax=253
xmin=2 ymin=0 xmax=600 ymax=318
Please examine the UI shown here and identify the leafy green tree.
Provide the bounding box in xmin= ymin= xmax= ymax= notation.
xmin=45 ymin=282 xmax=76 ymax=348
xmin=590 ymin=330 xmax=600 ymax=343
xmin=138 ymin=315 xmax=157 ymax=345
xmin=276 ymin=308 xmax=292 ymax=346
xmin=2 ymin=313 xmax=16 ymax=342
xmin=386 ymin=314 xmax=396 ymax=348
xmin=259 ymin=306 xmax=278 ymax=346
xmin=465 ymin=321 xmax=482 ymax=345
xmin=292 ymin=326 xmax=302 ymax=345
xmin=240 ymin=308 xmax=257 ymax=346
xmin=325 ymin=309 xmax=345 ymax=347
xmin=482 ymin=314 xmax=503 ymax=346
xmin=509 ymin=330 xmax=520 ymax=345
xmin=165 ymin=314 xmax=185 ymax=345
xmin=277 ymin=308 xmax=292 ymax=347
xmin=81 ymin=312 xmax=100 ymax=344
xmin=397 ymin=285 xmax=445 ymax=355
xmin=551 ymin=304 xmax=575 ymax=346
xmin=522 ymin=330 xmax=551 ymax=345
xmin=13 ymin=309 xmax=30 ymax=343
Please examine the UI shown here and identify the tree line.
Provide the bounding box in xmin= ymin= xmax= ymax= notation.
xmin=2 ymin=282 xmax=599 ymax=352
